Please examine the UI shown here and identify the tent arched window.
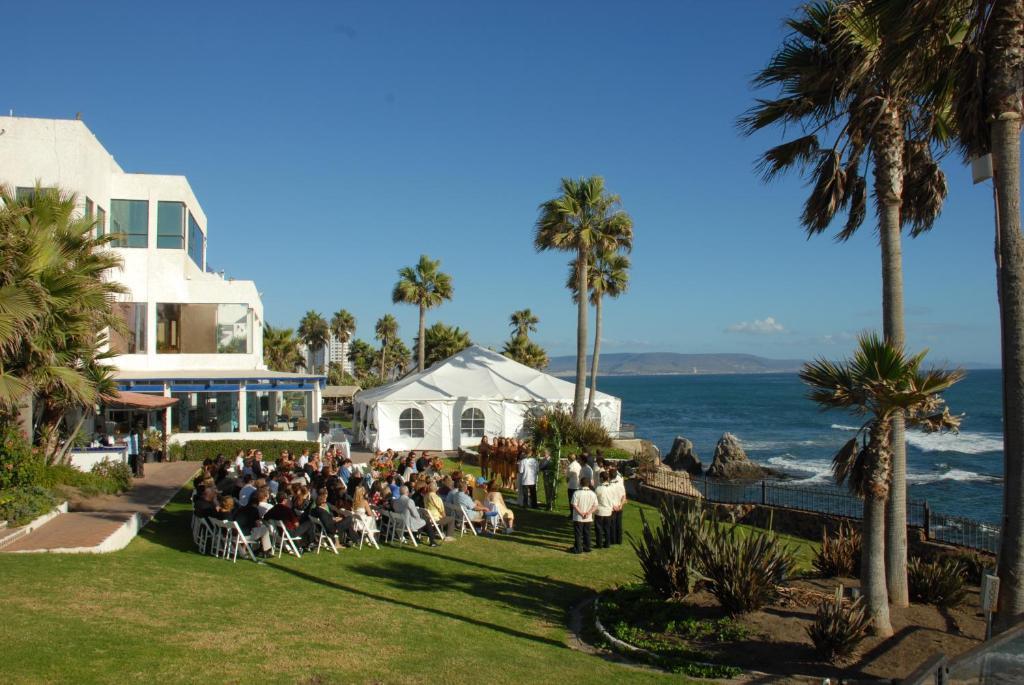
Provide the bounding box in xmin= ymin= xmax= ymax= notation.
xmin=586 ymin=406 xmax=602 ymax=422
xmin=399 ymin=408 xmax=424 ymax=438
xmin=460 ymin=408 xmax=485 ymax=438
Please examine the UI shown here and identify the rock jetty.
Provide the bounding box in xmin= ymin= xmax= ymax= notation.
xmin=706 ymin=432 xmax=765 ymax=480
xmin=663 ymin=436 xmax=703 ymax=476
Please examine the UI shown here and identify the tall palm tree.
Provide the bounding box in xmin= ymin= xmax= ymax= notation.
xmin=346 ymin=338 xmax=378 ymax=380
xmin=535 ymin=176 xmax=633 ymax=420
xmin=871 ymin=0 xmax=1024 ymax=635
xmin=385 ymin=337 xmax=412 ymax=377
xmin=741 ymin=0 xmax=954 ymax=606
xmin=502 ymin=334 xmax=550 ymax=370
xmin=801 ymin=333 xmax=963 ymax=637
xmin=263 ymin=325 xmax=305 ymax=372
xmin=509 ymin=309 xmax=540 ymax=339
xmin=569 ymin=249 xmax=630 ymax=417
xmin=374 ymin=314 xmax=398 ymax=380
xmin=297 ymin=311 xmax=329 ymax=374
xmin=330 ymin=309 xmax=356 ymax=346
xmin=392 ymin=255 xmax=454 ymax=373
xmin=415 ymin=322 xmax=472 ymax=367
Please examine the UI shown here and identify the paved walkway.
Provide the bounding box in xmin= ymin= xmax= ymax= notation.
xmin=3 ymin=461 xmax=198 ymax=553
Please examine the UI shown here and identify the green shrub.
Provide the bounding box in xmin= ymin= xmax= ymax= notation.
xmin=91 ymin=459 xmax=132 ymax=492
xmin=908 ymin=557 xmax=968 ymax=607
xmin=0 ymin=424 xmax=44 ymax=490
xmin=806 ymin=586 xmax=872 ymax=663
xmin=177 ymin=439 xmax=319 ymax=462
xmin=698 ymin=518 xmax=796 ymax=614
xmin=38 ymin=461 xmax=132 ymax=497
xmin=0 ymin=485 xmax=57 ymax=526
xmin=630 ymin=499 xmax=705 ymax=599
xmin=943 ymin=550 xmax=988 ymax=585
xmin=166 ymin=443 xmax=185 ymax=462
xmin=813 ymin=522 xmax=861 ymax=578
xmin=522 ymin=406 xmax=612 ymax=452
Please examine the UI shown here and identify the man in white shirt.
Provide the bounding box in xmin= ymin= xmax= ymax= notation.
xmin=594 ymin=472 xmax=615 ymax=549
xmin=579 ymin=454 xmax=595 ymax=493
xmin=570 ymin=477 xmax=598 ymax=553
xmin=518 ymin=453 xmax=540 ymax=509
xmin=297 ymin=449 xmax=309 ymax=470
xmin=566 ymin=455 xmax=582 ymax=519
xmin=608 ymin=467 xmax=627 ymax=545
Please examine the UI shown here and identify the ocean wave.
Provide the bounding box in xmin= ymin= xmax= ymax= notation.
xmin=831 ymin=424 xmax=860 ymax=432
xmin=766 ymin=455 xmax=1001 ymax=485
xmin=905 ymin=431 xmax=1003 ymax=455
xmin=906 ymin=469 xmax=1001 ymax=484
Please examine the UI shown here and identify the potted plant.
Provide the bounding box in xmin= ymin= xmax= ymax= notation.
xmin=143 ymin=428 xmax=164 ymax=463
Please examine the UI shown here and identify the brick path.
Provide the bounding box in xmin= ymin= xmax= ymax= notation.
xmin=3 ymin=461 xmax=198 ymax=553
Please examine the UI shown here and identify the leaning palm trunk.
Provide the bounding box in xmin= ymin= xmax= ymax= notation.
xmin=418 ymin=305 xmax=426 ymax=372
xmin=55 ymin=411 xmax=89 ymax=465
xmin=990 ymin=0 xmax=1024 ymax=629
xmin=586 ymin=295 xmax=603 ymax=417
xmin=874 ymin=103 xmax=910 ymax=608
xmin=573 ymin=247 xmax=588 ymax=421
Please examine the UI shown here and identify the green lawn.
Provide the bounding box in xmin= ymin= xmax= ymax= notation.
xmin=0 ymin=474 xmax=817 ymax=685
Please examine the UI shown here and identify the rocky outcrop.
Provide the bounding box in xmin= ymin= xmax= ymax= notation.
xmin=663 ymin=436 xmax=703 ymax=476
xmin=706 ymin=432 xmax=765 ymax=480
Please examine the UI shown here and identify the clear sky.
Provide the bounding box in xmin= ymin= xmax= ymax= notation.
xmin=6 ymin=0 xmax=1005 ymax=365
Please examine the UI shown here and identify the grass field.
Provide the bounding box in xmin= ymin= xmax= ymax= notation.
xmin=0 ymin=475 xmax=817 ymax=684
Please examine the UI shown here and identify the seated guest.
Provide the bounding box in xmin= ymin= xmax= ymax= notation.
xmin=393 ymin=485 xmax=440 ymax=547
xmin=449 ymin=481 xmax=489 ymax=523
xmin=254 ymin=487 xmax=273 ymax=516
xmin=486 ymin=480 xmax=514 ymax=532
xmin=414 ymin=451 xmax=429 ymax=473
xmin=423 ymin=481 xmax=455 ymax=538
xmin=472 ymin=476 xmax=489 ymax=504
xmin=194 ymin=487 xmax=217 ymax=518
xmin=264 ymin=493 xmax=315 ymax=549
xmin=231 ymin=494 xmax=273 ymax=557
xmin=387 ymin=476 xmax=400 ymax=501
xmin=213 ymin=495 xmax=236 ymax=520
xmin=237 ymin=474 xmax=257 ymax=507
xmin=437 ymin=475 xmax=454 ymax=498
xmin=310 ymin=491 xmax=355 ymax=546
xmin=339 ymin=459 xmax=352 ymax=486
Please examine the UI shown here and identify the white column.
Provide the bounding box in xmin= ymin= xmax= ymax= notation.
xmin=162 ymin=382 xmax=172 ymax=438
xmin=311 ymin=382 xmax=322 ymax=426
xmin=237 ymin=382 xmax=247 ymax=433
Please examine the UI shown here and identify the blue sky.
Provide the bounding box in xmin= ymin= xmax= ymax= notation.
xmin=7 ymin=1 xmax=1004 ymax=364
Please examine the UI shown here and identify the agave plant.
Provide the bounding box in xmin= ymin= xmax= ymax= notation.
xmin=629 ymin=499 xmax=705 ymax=599
xmin=806 ymin=585 xmax=872 ymax=663
xmin=908 ymin=557 xmax=969 ymax=608
xmin=813 ymin=522 xmax=862 ymax=578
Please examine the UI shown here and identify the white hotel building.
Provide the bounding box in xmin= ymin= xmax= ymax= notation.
xmin=0 ymin=116 xmax=324 ymax=444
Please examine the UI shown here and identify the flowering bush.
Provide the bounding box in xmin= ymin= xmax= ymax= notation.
xmin=0 ymin=424 xmax=44 ymax=491
xmin=90 ymin=458 xmax=133 ymax=492
xmin=0 ymin=485 xmax=57 ymax=526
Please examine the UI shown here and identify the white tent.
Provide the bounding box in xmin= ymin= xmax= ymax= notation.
xmin=352 ymin=345 xmax=622 ymax=452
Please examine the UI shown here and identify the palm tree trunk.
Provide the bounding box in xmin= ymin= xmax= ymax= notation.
xmin=875 ymin=103 xmax=910 ymax=607
xmin=574 ymin=247 xmax=588 ymax=421
xmin=586 ymin=295 xmax=603 ymax=418
xmin=380 ymin=341 xmax=388 ymax=382
xmin=863 ymin=492 xmax=895 ymax=637
xmin=984 ymin=0 xmax=1024 ymax=634
xmin=418 ymin=305 xmax=426 ymax=372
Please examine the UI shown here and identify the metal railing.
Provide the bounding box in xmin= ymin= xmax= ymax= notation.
xmin=641 ymin=468 xmax=1000 ymax=554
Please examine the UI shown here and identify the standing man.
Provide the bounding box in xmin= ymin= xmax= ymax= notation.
xmin=594 ymin=472 xmax=614 ymax=549
xmin=609 ymin=467 xmax=627 ymax=545
xmin=128 ymin=423 xmax=142 ymax=478
xmin=566 ymin=453 xmax=582 ymax=519
xmin=580 ymin=453 xmax=594 ymax=492
xmin=539 ymin=449 xmax=556 ymax=510
xmin=518 ymin=450 xmax=539 ymax=509
xmin=570 ymin=477 xmax=598 ymax=554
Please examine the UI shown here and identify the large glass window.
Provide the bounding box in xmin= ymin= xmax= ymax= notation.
xmin=171 ymin=392 xmax=239 ymax=433
xmin=157 ymin=201 xmax=185 ymax=249
xmin=399 ymin=408 xmax=425 ymax=438
xmin=84 ymin=197 xmax=94 ymax=218
xmin=460 ymin=408 xmax=485 ymax=438
xmin=187 ymin=212 xmax=204 ymax=268
xmin=96 ymin=206 xmax=106 ymax=237
xmin=109 ymin=302 xmax=147 ymax=354
xmin=157 ymin=303 xmax=253 ymax=354
xmin=110 ymin=199 xmax=149 ymax=248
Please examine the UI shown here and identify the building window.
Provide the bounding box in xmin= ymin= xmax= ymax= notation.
xmin=109 ymin=302 xmax=147 ymax=354
xmin=156 ymin=303 xmax=253 ymax=354
xmin=586 ymin=406 xmax=602 ymax=422
xmin=187 ymin=212 xmax=204 ymax=268
xmin=399 ymin=408 xmax=424 ymax=438
xmin=84 ymin=197 xmax=94 ymax=218
xmin=96 ymin=206 xmax=106 ymax=237
xmin=110 ymin=199 xmax=149 ymax=248
xmin=460 ymin=408 xmax=485 ymax=438
xmin=171 ymin=392 xmax=239 ymax=433
xmin=15 ymin=186 xmax=55 ymax=202
xmin=156 ymin=201 xmax=185 ymax=249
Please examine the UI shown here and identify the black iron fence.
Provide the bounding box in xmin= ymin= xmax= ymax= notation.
xmin=641 ymin=468 xmax=1000 ymax=554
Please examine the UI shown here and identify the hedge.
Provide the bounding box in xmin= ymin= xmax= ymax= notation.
xmin=178 ymin=439 xmax=320 ymax=462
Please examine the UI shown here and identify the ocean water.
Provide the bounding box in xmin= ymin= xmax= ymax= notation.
xmin=599 ymin=370 xmax=1005 ymax=524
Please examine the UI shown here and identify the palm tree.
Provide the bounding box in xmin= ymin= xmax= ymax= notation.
xmin=392 ymin=255 xmax=454 ymax=373
xmin=801 ymin=333 xmax=963 ymax=637
xmin=346 ymin=338 xmax=378 ymax=380
xmin=263 ymin=325 xmax=305 ymax=372
xmin=569 ymin=249 xmax=630 ymax=417
xmin=871 ymin=0 xmax=1024 ymax=635
xmin=0 ymin=185 xmax=127 ymax=459
xmin=374 ymin=314 xmax=398 ymax=380
xmin=297 ymin=311 xmax=329 ymax=374
xmin=386 ymin=337 xmax=412 ymax=377
xmin=741 ymin=0 xmax=954 ymax=606
xmin=535 ymin=176 xmax=633 ymax=420
xmin=330 ymin=309 xmax=356 ymax=346
xmin=416 ymin=322 xmax=472 ymax=367
xmin=509 ymin=309 xmax=539 ymax=339
xmin=502 ymin=334 xmax=550 ymax=370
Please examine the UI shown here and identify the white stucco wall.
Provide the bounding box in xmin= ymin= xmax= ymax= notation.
xmin=0 ymin=116 xmax=265 ymax=373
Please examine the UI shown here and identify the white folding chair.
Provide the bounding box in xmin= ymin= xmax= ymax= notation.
xmin=354 ymin=511 xmax=380 ymax=550
xmin=313 ymin=518 xmax=339 ymax=555
xmin=195 ymin=516 xmax=218 ymax=555
xmin=393 ymin=512 xmax=419 ymax=547
xmin=447 ymin=504 xmax=479 ymax=537
xmin=419 ymin=507 xmax=446 ymax=541
xmin=209 ymin=519 xmax=233 ymax=558
xmin=226 ymin=521 xmax=259 ymax=563
xmin=268 ymin=519 xmax=303 ymax=558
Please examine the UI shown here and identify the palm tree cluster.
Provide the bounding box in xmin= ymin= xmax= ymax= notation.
xmin=751 ymin=0 xmax=1024 ymax=633
xmin=534 ymin=176 xmax=633 ymax=420
xmin=0 ymin=185 xmax=126 ymax=462
xmin=502 ymin=309 xmax=549 ymax=370
xmin=416 ymin=322 xmax=472 ymax=367
xmin=262 ymin=324 xmax=305 ymax=373
xmin=392 ymin=254 xmax=454 ymax=372
xmin=297 ymin=311 xmax=330 ymax=374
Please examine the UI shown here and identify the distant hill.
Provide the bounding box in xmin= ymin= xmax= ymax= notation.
xmin=546 ymin=352 xmax=804 ymax=376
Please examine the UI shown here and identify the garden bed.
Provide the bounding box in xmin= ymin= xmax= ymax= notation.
xmin=596 ymin=579 xmax=986 ymax=681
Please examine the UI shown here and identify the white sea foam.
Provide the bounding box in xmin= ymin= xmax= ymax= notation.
xmin=831 ymin=424 xmax=860 ymax=432
xmin=766 ymin=455 xmax=1001 ymax=485
xmin=906 ymin=468 xmax=1001 ymax=484
xmin=905 ymin=430 xmax=1003 ymax=455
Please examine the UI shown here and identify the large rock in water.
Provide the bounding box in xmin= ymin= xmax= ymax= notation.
xmin=707 ymin=432 xmax=764 ymax=480
xmin=663 ymin=436 xmax=703 ymax=476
